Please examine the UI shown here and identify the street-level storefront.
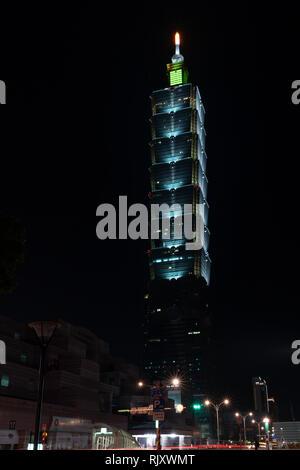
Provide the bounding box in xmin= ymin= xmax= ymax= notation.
xmin=46 ymin=417 xmax=92 ymax=450
xmin=0 ymin=430 xmax=19 ymax=450
xmin=131 ymin=431 xmax=193 ymax=449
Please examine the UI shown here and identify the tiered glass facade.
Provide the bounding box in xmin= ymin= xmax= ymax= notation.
xmin=148 ymin=82 xmax=211 ymax=283
xmin=143 ymin=38 xmax=212 ymax=429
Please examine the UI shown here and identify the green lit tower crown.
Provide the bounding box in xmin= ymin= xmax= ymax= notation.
xmin=143 ymin=33 xmax=212 ymax=411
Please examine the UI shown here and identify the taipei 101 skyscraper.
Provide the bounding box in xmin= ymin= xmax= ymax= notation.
xmin=143 ymin=34 xmax=212 ymax=420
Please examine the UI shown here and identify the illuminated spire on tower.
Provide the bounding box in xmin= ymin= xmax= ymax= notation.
xmin=167 ymin=33 xmax=188 ymax=86
xmin=172 ymin=32 xmax=184 ymax=63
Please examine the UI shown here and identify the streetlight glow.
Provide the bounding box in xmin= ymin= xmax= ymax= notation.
xmin=234 ymin=411 xmax=254 ymax=443
xmin=176 ymin=404 xmax=184 ymax=413
xmin=204 ymin=398 xmax=230 ymax=444
xmin=172 ymin=378 xmax=180 ymax=386
xmin=138 ymin=381 xmax=144 ymax=387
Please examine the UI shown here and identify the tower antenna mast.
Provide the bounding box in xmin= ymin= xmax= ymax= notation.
xmin=172 ymin=32 xmax=184 ymax=63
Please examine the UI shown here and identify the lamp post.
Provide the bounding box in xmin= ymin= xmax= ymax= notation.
xmin=235 ymin=412 xmax=253 ymax=443
xmin=28 ymin=320 xmax=61 ymax=450
xmin=263 ymin=417 xmax=271 ymax=449
xmin=251 ymin=417 xmax=269 ymax=442
xmin=251 ymin=419 xmax=261 ymax=440
xmin=137 ymin=377 xmax=180 ymax=450
xmin=280 ymin=427 xmax=284 ymax=444
xmin=204 ymin=399 xmax=230 ymax=444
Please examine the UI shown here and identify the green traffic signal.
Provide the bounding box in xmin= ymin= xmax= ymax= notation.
xmin=192 ymin=403 xmax=202 ymax=410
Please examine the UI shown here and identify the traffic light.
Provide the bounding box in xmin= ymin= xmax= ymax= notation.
xmin=192 ymin=403 xmax=202 ymax=410
xmin=40 ymin=431 xmax=48 ymax=445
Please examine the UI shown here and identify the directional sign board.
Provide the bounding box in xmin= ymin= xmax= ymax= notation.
xmin=151 ymin=384 xmax=167 ymax=422
xmin=130 ymin=406 xmax=153 ymax=415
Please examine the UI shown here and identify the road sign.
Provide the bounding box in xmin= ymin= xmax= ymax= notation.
xmin=130 ymin=405 xmax=153 ymax=415
xmin=153 ymin=412 xmax=165 ymax=422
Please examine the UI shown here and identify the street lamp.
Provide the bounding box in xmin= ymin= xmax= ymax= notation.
xmin=28 ymin=320 xmax=61 ymax=450
xmin=251 ymin=419 xmax=261 ymax=440
xmin=235 ymin=412 xmax=253 ymax=442
xmin=171 ymin=378 xmax=180 ymax=386
xmin=176 ymin=404 xmax=184 ymax=413
xmin=251 ymin=417 xmax=269 ymax=441
xmin=135 ymin=377 xmax=180 ymax=450
xmin=204 ymin=399 xmax=230 ymax=444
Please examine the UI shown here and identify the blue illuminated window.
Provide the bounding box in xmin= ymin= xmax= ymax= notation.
xmin=20 ymin=353 xmax=27 ymax=364
xmin=1 ymin=375 xmax=10 ymax=387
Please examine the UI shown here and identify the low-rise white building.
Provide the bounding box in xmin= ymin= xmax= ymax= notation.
xmin=273 ymin=421 xmax=300 ymax=443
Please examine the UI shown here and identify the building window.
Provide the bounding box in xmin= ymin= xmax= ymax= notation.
xmin=20 ymin=353 xmax=27 ymax=364
xmin=1 ymin=375 xmax=10 ymax=387
xmin=27 ymin=379 xmax=35 ymax=392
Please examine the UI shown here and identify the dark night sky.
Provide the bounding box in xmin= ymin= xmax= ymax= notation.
xmin=1 ymin=3 xmax=300 ymax=419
